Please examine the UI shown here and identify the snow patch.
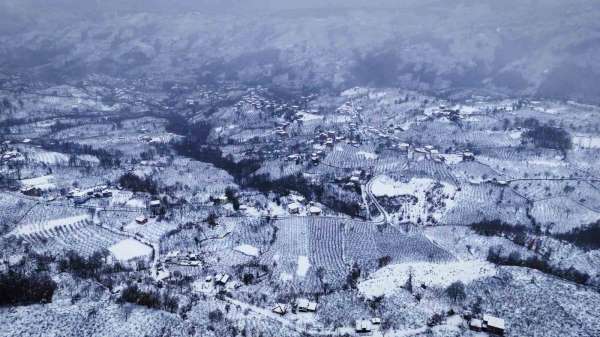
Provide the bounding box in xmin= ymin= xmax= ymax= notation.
xmin=296 ymin=255 xmax=311 ymax=277
xmin=234 ymin=244 xmax=260 ymax=257
xmin=357 ymin=151 xmax=378 ymax=160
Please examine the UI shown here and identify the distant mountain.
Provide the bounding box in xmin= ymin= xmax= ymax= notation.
xmin=1 ymin=0 xmax=599 ymax=102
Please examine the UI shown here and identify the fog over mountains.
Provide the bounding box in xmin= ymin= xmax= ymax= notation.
xmin=1 ymin=0 xmax=599 ymax=102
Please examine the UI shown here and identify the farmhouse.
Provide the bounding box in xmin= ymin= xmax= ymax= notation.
xmin=149 ymin=199 xmax=164 ymax=215
xmin=214 ymin=273 xmax=230 ymax=285
xmin=469 ymin=318 xmax=483 ymax=331
xmin=272 ymin=303 xmax=287 ymax=315
xmin=483 ymin=314 xmax=505 ymax=336
xmin=135 ymin=215 xmax=148 ymax=224
xmin=288 ymin=202 xmax=301 ymax=214
xmin=296 ymin=298 xmax=317 ymax=312
xmin=355 ymin=319 xmax=372 ymax=333
xmin=371 ymin=317 xmax=381 ymax=325
xmin=462 ymin=151 xmax=475 ymax=161
xmin=72 ymin=191 xmax=91 ymax=205
xmin=309 ymin=206 xmax=322 ymax=216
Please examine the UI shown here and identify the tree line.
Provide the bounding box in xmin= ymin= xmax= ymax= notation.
xmin=0 ymin=270 xmax=56 ymax=306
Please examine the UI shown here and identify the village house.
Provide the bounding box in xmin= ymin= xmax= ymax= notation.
xmin=288 ymin=202 xmax=301 ymax=214
xmin=214 ymin=273 xmax=230 ymax=285
xmin=72 ymin=191 xmax=91 ymax=205
xmin=272 ymin=303 xmax=287 ymax=316
xmin=483 ymin=314 xmax=505 ymax=336
xmin=469 ymin=318 xmax=483 ymax=332
xmin=149 ymin=199 xmax=164 ymax=216
xmin=296 ymin=298 xmax=317 ymax=312
xmin=135 ymin=215 xmax=148 ymax=225
xmin=462 ymin=151 xmax=475 ymax=161
xmin=469 ymin=314 xmax=506 ymax=336
xmin=355 ymin=319 xmax=372 ymax=333
xmin=309 ymin=206 xmax=322 ymax=216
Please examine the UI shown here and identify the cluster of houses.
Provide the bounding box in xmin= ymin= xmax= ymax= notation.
xmin=354 ymin=318 xmax=382 ymax=333
xmin=272 ymin=298 xmax=318 ymax=316
xmin=67 ymin=186 xmax=112 ymax=204
xmin=395 ymin=142 xmax=476 ymax=163
xmin=287 ymin=198 xmax=322 ymax=216
xmin=333 ymin=169 xmax=367 ymax=189
xmin=427 ymin=105 xmax=462 ymax=118
xmin=163 ymin=250 xmax=202 ymax=267
xmin=134 ymin=200 xmax=165 ymax=224
xmin=203 ymin=272 xmax=243 ymax=290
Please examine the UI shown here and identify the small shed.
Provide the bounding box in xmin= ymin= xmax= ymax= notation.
xmin=462 ymin=151 xmax=475 ymax=161
xmin=371 ymin=317 xmax=381 ymax=325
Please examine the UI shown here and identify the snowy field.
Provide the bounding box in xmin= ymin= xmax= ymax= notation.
xmin=359 ymin=260 xmax=497 ymax=298
xmin=108 ymin=239 xmax=153 ymax=262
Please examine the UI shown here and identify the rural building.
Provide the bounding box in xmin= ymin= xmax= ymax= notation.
xmin=20 ymin=186 xmax=42 ymax=196
xmin=72 ymin=191 xmax=91 ymax=204
xmin=462 ymin=151 xmax=475 ymax=161
xmin=149 ymin=199 xmax=164 ymax=215
xmin=355 ymin=319 xmax=372 ymax=333
xmin=135 ymin=216 xmax=148 ymax=224
xmin=272 ymin=303 xmax=287 ymax=315
xmin=296 ymin=298 xmax=317 ymax=312
xmin=288 ymin=202 xmax=301 ymax=214
xmin=309 ymin=206 xmax=322 ymax=216
xmin=469 ymin=318 xmax=483 ymax=331
xmin=483 ymin=314 xmax=505 ymax=336
xmin=371 ymin=317 xmax=381 ymax=325
xmin=214 ymin=273 xmax=230 ymax=285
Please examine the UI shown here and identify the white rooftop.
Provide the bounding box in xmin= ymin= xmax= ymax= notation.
xmin=483 ymin=314 xmax=505 ymax=330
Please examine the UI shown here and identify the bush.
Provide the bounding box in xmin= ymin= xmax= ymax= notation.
xmin=471 ymin=219 xmax=530 ymax=237
xmin=556 ymin=221 xmax=600 ymax=251
xmin=427 ymin=313 xmax=445 ymax=326
xmin=118 ymin=173 xmax=158 ymax=194
xmin=0 ymin=271 xmax=57 ymax=306
xmin=58 ymin=250 xmax=107 ymax=279
xmin=119 ymin=284 xmax=178 ymax=313
xmin=208 ymin=309 xmax=224 ymax=322
xmin=445 ymin=281 xmax=466 ymax=303
xmin=378 ymin=255 xmax=392 ymax=268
